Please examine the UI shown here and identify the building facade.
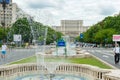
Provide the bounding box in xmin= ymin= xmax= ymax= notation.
xmin=0 ymin=0 xmax=18 ymax=27
xmin=0 ymin=0 xmax=30 ymax=27
xmin=53 ymin=20 xmax=89 ymax=37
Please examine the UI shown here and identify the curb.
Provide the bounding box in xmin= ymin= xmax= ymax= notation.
xmin=5 ymin=55 xmax=35 ymax=65
xmin=89 ymin=52 xmax=117 ymax=69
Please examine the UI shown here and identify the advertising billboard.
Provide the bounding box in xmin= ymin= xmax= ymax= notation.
xmin=113 ymin=35 xmax=120 ymax=41
xmin=14 ymin=34 xmax=22 ymax=42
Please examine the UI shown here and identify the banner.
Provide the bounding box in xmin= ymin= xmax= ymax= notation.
xmin=14 ymin=34 xmax=22 ymax=42
xmin=113 ymin=35 xmax=120 ymax=41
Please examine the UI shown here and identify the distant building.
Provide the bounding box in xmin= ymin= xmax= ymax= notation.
xmin=53 ymin=20 xmax=89 ymax=37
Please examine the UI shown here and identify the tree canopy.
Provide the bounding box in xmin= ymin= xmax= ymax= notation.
xmin=77 ymin=14 xmax=120 ymax=44
xmin=6 ymin=17 xmax=63 ymax=44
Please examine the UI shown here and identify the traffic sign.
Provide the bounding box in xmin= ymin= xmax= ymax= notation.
xmin=0 ymin=0 xmax=10 ymax=4
xmin=5 ymin=0 xmax=10 ymax=4
xmin=80 ymin=33 xmax=83 ymax=38
xmin=57 ymin=39 xmax=66 ymax=47
xmin=0 ymin=0 xmax=2 ymax=3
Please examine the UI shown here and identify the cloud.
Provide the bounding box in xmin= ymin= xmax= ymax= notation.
xmin=13 ymin=0 xmax=120 ymax=26
xmin=26 ymin=0 xmax=66 ymax=9
xmin=98 ymin=2 xmax=116 ymax=16
xmin=100 ymin=7 xmax=116 ymax=15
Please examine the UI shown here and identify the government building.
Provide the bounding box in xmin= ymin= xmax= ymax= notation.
xmin=53 ymin=20 xmax=89 ymax=38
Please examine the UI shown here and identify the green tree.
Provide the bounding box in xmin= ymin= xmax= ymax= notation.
xmin=9 ymin=18 xmax=31 ymax=42
xmin=8 ymin=17 xmax=63 ymax=44
xmin=0 ymin=27 xmax=5 ymax=40
xmin=0 ymin=27 xmax=9 ymax=42
xmin=94 ymin=28 xmax=116 ymax=44
xmin=78 ymin=14 xmax=120 ymax=44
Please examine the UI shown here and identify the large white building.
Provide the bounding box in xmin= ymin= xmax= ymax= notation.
xmin=53 ymin=20 xmax=89 ymax=37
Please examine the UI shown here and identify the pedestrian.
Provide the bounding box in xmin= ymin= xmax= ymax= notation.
xmin=1 ymin=43 xmax=8 ymax=60
xmin=113 ymin=44 xmax=120 ymax=64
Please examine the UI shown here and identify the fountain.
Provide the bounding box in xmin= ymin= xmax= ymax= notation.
xmin=36 ymin=52 xmax=62 ymax=80
xmin=13 ymin=15 xmax=92 ymax=80
xmin=12 ymin=26 xmax=93 ymax=80
xmin=62 ymin=36 xmax=76 ymax=56
xmin=52 ymin=36 xmax=76 ymax=56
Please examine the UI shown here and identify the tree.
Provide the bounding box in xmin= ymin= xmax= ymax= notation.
xmin=77 ymin=14 xmax=120 ymax=44
xmin=8 ymin=17 xmax=63 ymax=44
xmin=94 ymin=28 xmax=116 ymax=44
xmin=8 ymin=18 xmax=31 ymax=42
xmin=0 ymin=27 xmax=5 ymax=40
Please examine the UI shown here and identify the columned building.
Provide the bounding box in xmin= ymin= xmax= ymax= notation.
xmin=61 ymin=20 xmax=84 ymax=37
xmin=53 ymin=20 xmax=89 ymax=38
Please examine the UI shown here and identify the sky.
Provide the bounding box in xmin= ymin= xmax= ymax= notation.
xmin=12 ymin=0 xmax=120 ymax=26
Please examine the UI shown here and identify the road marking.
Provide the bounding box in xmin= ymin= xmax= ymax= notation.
xmin=103 ymin=55 xmax=109 ymax=58
xmin=88 ymin=50 xmax=114 ymax=56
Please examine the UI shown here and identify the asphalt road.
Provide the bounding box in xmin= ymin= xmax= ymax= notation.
xmin=0 ymin=46 xmax=52 ymax=65
xmin=0 ymin=48 xmax=35 ymax=65
xmin=81 ymin=47 xmax=120 ymax=69
xmin=1 ymin=46 xmax=119 ymax=69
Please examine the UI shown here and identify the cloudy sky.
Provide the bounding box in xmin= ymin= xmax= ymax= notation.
xmin=13 ymin=0 xmax=120 ymax=26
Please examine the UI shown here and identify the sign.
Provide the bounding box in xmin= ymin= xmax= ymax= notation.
xmin=80 ymin=33 xmax=83 ymax=38
xmin=57 ymin=39 xmax=66 ymax=47
xmin=113 ymin=35 xmax=120 ymax=41
xmin=0 ymin=0 xmax=10 ymax=4
xmin=57 ymin=42 xmax=65 ymax=47
xmin=0 ymin=0 xmax=3 ymax=3
xmin=14 ymin=34 xmax=22 ymax=41
xmin=5 ymin=0 xmax=10 ymax=4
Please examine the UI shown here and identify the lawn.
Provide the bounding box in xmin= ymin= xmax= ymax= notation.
xmin=10 ymin=56 xmax=112 ymax=69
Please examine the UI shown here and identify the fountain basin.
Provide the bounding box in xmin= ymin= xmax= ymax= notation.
xmin=15 ymin=74 xmax=91 ymax=80
xmin=0 ymin=63 xmax=115 ymax=80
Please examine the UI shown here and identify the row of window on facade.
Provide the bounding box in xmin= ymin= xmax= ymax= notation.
xmin=0 ymin=23 xmax=11 ymax=27
xmin=0 ymin=17 xmax=12 ymax=20
xmin=0 ymin=13 xmax=12 ymax=16
xmin=0 ymin=10 xmax=12 ymax=13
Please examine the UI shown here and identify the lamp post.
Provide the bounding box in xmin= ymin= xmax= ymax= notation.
xmin=0 ymin=0 xmax=10 ymax=42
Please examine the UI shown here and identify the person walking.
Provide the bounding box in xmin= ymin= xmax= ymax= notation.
xmin=113 ymin=44 xmax=120 ymax=64
xmin=1 ymin=43 xmax=8 ymax=60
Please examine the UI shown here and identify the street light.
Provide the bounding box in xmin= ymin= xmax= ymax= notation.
xmin=0 ymin=0 xmax=10 ymax=42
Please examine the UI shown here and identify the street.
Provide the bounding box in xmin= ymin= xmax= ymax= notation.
xmin=82 ymin=47 xmax=120 ymax=69
xmin=1 ymin=46 xmax=119 ymax=69
xmin=0 ymin=45 xmax=51 ymax=65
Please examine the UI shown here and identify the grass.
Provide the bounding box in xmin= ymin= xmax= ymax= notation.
xmin=10 ymin=56 xmax=112 ymax=69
